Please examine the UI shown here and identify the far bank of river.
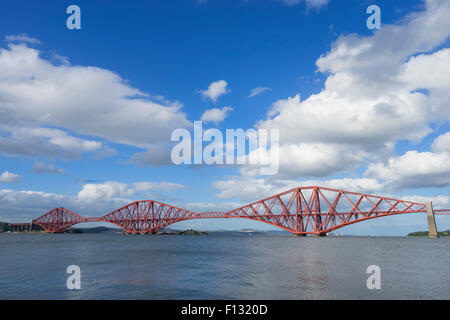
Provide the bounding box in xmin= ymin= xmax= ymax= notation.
xmin=2 ymin=221 xmax=449 ymax=236
xmin=407 ymin=229 xmax=450 ymax=237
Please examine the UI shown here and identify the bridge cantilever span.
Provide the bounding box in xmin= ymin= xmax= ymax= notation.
xmin=224 ymin=186 xmax=430 ymax=236
xmin=30 ymin=186 xmax=449 ymax=236
xmin=100 ymin=200 xmax=200 ymax=234
xmin=32 ymin=207 xmax=87 ymax=233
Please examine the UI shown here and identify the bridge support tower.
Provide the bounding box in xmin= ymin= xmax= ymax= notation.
xmin=426 ymin=202 xmax=439 ymax=239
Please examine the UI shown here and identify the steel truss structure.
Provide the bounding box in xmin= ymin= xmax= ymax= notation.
xmin=31 ymin=186 xmax=450 ymax=235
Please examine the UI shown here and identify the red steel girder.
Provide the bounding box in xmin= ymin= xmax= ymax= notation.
xmin=224 ymin=186 xmax=429 ymax=235
xmin=28 ymin=186 xmax=448 ymax=234
xmin=100 ymin=200 xmax=200 ymax=234
xmin=32 ymin=207 xmax=87 ymax=233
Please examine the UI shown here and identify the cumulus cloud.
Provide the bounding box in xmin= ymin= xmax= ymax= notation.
xmin=200 ymin=106 xmax=233 ymax=125
xmin=248 ymin=87 xmax=271 ymax=98
xmin=199 ymin=80 xmax=230 ymax=102
xmin=239 ymin=141 xmax=368 ymax=178
xmin=365 ymin=151 xmax=450 ymax=189
xmin=252 ymin=0 xmax=450 ymax=181
xmin=77 ymin=182 xmax=135 ymax=202
xmin=0 ymin=171 xmax=21 ymax=183
xmin=0 ymin=42 xmax=190 ymax=164
xmin=77 ymin=181 xmax=188 ymax=202
xmin=364 ymin=131 xmax=450 ymax=190
xmin=432 ymin=132 xmax=450 ymax=153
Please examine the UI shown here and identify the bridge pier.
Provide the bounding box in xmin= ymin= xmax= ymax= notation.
xmin=311 ymin=233 xmax=327 ymax=237
xmin=426 ymin=202 xmax=439 ymax=239
xmin=292 ymin=232 xmax=327 ymax=237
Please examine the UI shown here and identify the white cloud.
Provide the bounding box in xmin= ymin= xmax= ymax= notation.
xmin=182 ymin=201 xmax=242 ymax=213
xmin=0 ymin=125 xmax=112 ymax=159
xmin=5 ymin=33 xmax=41 ymax=45
xmin=399 ymin=49 xmax=450 ymax=94
xmin=363 ymin=131 xmax=450 ymax=190
xmin=239 ymin=142 xmax=368 ymax=178
xmin=0 ymin=180 xmax=186 ymax=221
xmin=0 ymin=189 xmax=68 ymax=218
xmin=401 ymin=194 xmax=450 ymax=209
xmin=77 ymin=182 xmax=135 ymax=202
xmin=77 ymin=181 xmax=188 ymax=202
xmin=252 ymin=0 xmax=450 ymax=181
xmin=213 ymin=176 xmax=383 ymax=202
xmin=280 ymin=0 xmax=329 ymax=9
xmin=198 ymin=0 xmax=329 ymax=10
xmin=0 ymin=171 xmax=21 ymax=183
xmin=0 ymin=185 xmax=238 ymax=223
xmin=248 ymin=87 xmax=271 ymax=98
xmin=132 ymin=181 xmax=187 ymax=192
xmin=0 ymin=42 xmax=190 ymax=164
xmin=432 ymin=132 xmax=450 ymax=153
xmin=213 ymin=177 xmax=298 ymax=201
xmin=200 ymin=106 xmax=233 ymax=125
xmin=33 ymin=162 xmax=64 ymax=175
xmin=0 ymin=188 xmax=127 ymax=221
xmin=299 ymin=177 xmax=384 ymax=193
xmin=199 ymin=80 xmax=230 ymax=102
xmin=365 ymin=150 xmax=450 ymax=189
xmin=305 ymin=0 xmax=328 ymax=8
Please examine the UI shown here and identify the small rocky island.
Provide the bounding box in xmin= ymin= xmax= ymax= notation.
xmin=158 ymin=229 xmax=208 ymax=235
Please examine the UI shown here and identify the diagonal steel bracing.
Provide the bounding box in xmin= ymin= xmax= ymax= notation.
xmin=30 ymin=186 xmax=449 ymax=234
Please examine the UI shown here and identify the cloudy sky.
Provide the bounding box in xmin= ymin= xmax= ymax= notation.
xmin=0 ymin=0 xmax=449 ymax=235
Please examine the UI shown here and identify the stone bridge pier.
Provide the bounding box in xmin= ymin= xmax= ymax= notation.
xmin=426 ymin=202 xmax=439 ymax=239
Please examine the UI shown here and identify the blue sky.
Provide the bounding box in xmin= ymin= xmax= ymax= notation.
xmin=0 ymin=0 xmax=449 ymax=235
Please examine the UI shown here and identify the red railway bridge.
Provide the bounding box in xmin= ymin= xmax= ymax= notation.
xmin=29 ymin=186 xmax=449 ymax=237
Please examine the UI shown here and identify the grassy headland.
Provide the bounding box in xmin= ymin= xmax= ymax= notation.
xmin=408 ymin=229 xmax=450 ymax=237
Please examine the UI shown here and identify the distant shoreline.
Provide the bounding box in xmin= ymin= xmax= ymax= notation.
xmin=2 ymin=221 xmax=449 ymax=237
xmin=407 ymin=230 xmax=450 ymax=237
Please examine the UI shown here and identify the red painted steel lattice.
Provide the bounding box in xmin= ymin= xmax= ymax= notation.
xmin=224 ymin=186 xmax=428 ymax=235
xmin=101 ymin=200 xmax=199 ymax=234
xmin=28 ymin=186 xmax=449 ymax=234
xmin=32 ymin=207 xmax=87 ymax=233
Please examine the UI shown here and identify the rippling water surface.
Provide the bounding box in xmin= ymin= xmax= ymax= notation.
xmin=0 ymin=233 xmax=448 ymax=299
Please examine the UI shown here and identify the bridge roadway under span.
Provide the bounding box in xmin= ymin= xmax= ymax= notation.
xmin=26 ymin=186 xmax=449 ymax=236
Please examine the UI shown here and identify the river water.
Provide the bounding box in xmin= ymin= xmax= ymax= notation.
xmin=0 ymin=233 xmax=448 ymax=299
